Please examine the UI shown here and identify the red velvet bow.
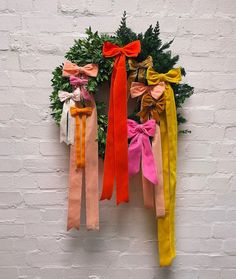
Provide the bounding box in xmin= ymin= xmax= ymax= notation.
xmin=100 ymin=40 xmax=141 ymax=205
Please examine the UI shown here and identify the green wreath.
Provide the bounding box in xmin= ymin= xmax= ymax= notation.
xmin=50 ymin=12 xmax=194 ymax=158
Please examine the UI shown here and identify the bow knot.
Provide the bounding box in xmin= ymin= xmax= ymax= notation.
xmin=63 ymin=61 xmax=98 ymax=78
xmin=128 ymin=119 xmax=158 ymax=185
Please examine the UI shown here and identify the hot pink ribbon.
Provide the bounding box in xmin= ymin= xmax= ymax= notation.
xmin=69 ymin=76 xmax=92 ymax=101
xmin=128 ymin=119 xmax=158 ymax=185
xmin=63 ymin=61 xmax=98 ymax=78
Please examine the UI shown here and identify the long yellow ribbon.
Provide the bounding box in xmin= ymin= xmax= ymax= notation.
xmin=147 ymin=67 xmax=181 ymax=266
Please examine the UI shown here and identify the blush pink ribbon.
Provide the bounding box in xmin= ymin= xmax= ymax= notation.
xmin=130 ymin=81 xmax=166 ymax=100
xmin=63 ymin=61 xmax=98 ymax=78
xmin=128 ymin=119 xmax=158 ymax=185
xmin=69 ymin=76 xmax=92 ymax=101
xmin=67 ymin=100 xmax=99 ymax=231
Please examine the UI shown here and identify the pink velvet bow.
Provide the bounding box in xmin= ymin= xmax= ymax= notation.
xmin=128 ymin=119 xmax=158 ymax=184
xmin=130 ymin=81 xmax=165 ymax=100
xmin=63 ymin=61 xmax=98 ymax=77
xmin=69 ymin=76 xmax=92 ymax=101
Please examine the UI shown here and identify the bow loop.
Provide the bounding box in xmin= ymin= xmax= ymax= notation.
xmin=147 ymin=67 xmax=182 ymax=85
xmin=63 ymin=61 xmax=98 ymax=77
xmin=103 ymin=41 xmax=141 ymax=58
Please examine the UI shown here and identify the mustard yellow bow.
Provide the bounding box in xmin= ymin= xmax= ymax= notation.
xmin=147 ymin=67 xmax=182 ymax=267
xmin=147 ymin=67 xmax=182 ymax=85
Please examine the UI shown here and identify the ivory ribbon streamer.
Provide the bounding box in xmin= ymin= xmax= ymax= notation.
xmin=147 ymin=67 xmax=182 ymax=266
xmin=58 ymin=89 xmax=80 ymax=145
xmin=128 ymin=119 xmax=158 ymax=185
xmin=130 ymin=82 xmax=166 ymax=217
xmin=100 ymin=40 xmax=141 ymax=205
xmin=67 ymin=102 xmax=99 ymax=230
xmin=128 ymin=56 xmax=153 ymax=93
xmin=63 ymin=61 xmax=98 ymax=77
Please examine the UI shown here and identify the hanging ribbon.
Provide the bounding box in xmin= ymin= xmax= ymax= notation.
xmin=128 ymin=119 xmax=158 ymax=184
xmin=63 ymin=61 xmax=98 ymax=77
xmin=100 ymin=40 xmax=141 ymax=205
xmin=130 ymin=81 xmax=166 ymax=218
xmin=147 ymin=67 xmax=182 ymax=266
xmin=58 ymin=89 xmax=80 ymax=145
xmin=128 ymin=56 xmax=153 ymax=93
xmin=67 ymin=102 xmax=99 ymax=230
xmin=70 ymin=106 xmax=93 ymax=168
xmin=69 ymin=76 xmax=93 ymax=101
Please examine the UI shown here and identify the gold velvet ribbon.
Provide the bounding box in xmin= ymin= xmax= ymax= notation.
xmin=128 ymin=56 xmax=153 ymax=93
xmin=70 ymin=107 xmax=93 ymax=168
xmin=137 ymin=93 xmax=165 ymax=123
xmin=147 ymin=67 xmax=181 ymax=266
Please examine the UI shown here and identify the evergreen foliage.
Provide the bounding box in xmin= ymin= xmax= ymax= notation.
xmin=50 ymin=12 xmax=194 ymax=158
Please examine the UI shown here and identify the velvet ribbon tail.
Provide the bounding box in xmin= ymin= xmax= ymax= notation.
xmin=60 ymin=99 xmax=75 ymax=145
xmin=67 ymin=103 xmax=99 ymax=230
xmin=101 ymin=41 xmax=141 ymax=205
xmin=158 ymin=83 xmax=178 ymax=266
xmin=85 ymin=101 xmax=99 ymax=230
xmin=142 ymin=125 xmax=165 ymax=217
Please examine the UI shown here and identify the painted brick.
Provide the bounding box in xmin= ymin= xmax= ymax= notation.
xmin=0 ymin=1 xmax=235 ymax=278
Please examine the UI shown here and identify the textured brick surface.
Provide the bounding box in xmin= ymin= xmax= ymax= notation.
xmin=0 ymin=0 xmax=236 ymax=278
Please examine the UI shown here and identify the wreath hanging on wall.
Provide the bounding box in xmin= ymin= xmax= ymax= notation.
xmin=49 ymin=12 xmax=194 ymax=267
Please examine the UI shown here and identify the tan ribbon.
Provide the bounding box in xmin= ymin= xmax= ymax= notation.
xmin=67 ymin=102 xmax=99 ymax=230
xmin=142 ymin=124 xmax=165 ymax=217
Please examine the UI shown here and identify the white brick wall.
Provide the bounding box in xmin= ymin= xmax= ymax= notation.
xmin=0 ymin=0 xmax=235 ymax=278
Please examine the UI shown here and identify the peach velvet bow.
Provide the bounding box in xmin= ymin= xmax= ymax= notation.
xmin=63 ymin=61 xmax=98 ymax=77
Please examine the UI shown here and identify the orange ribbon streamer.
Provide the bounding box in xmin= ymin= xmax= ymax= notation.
xmin=100 ymin=41 xmax=141 ymax=205
xmin=70 ymin=107 xmax=93 ymax=168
